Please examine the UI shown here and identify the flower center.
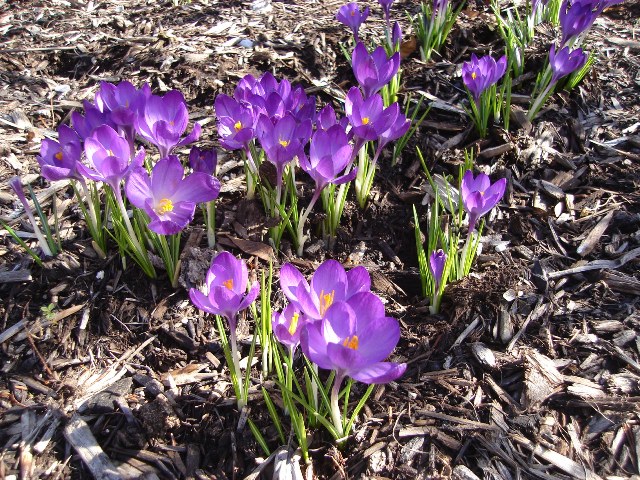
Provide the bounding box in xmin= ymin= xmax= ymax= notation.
xmin=107 ymin=149 xmax=114 ymax=157
xmin=350 ymin=10 xmax=355 ymax=16
xmin=471 ymin=72 xmax=477 ymax=80
xmin=234 ymin=121 xmax=242 ymax=131
xmin=342 ymin=335 xmax=359 ymax=350
xmin=223 ymin=278 xmax=234 ymax=290
xmin=362 ymin=117 xmax=370 ymax=125
xmin=319 ymin=289 xmax=335 ymax=316
xmin=54 ymin=151 xmax=63 ymax=162
xmin=155 ymin=198 xmax=174 ymax=214
xmin=288 ymin=312 xmax=300 ymax=335
xmin=279 ymin=139 xmax=290 ymax=147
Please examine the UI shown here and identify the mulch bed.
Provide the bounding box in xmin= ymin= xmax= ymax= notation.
xmin=1 ymin=0 xmax=640 ymax=478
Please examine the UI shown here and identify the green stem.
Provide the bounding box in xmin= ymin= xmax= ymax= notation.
xmin=229 ymin=325 xmax=246 ymax=410
xmin=296 ymin=188 xmax=322 ymax=256
xmin=330 ymin=372 xmax=345 ymax=439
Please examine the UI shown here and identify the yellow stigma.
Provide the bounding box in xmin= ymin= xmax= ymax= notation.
xmin=471 ymin=72 xmax=477 ymax=80
xmin=342 ymin=335 xmax=359 ymax=350
xmin=107 ymin=149 xmax=114 ymax=157
xmin=362 ymin=117 xmax=370 ymax=125
xmin=288 ymin=312 xmax=300 ymax=335
xmin=155 ymin=198 xmax=174 ymax=214
xmin=54 ymin=151 xmax=63 ymax=162
xmin=279 ymin=139 xmax=290 ymax=147
xmin=234 ymin=121 xmax=242 ymax=131
xmin=350 ymin=10 xmax=355 ymax=16
xmin=319 ymin=289 xmax=335 ymax=316
xmin=223 ymin=278 xmax=234 ymax=290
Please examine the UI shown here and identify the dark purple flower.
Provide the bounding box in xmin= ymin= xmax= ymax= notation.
xmin=95 ymin=81 xmax=150 ymax=126
xmin=345 ymin=87 xmax=398 ymax=141
xmin=135 ymin=90 xmax=201 ymax=158
xmin=189 ymin=251 xmax=259 ymax=328
xmin=189 ymin=147 xmax=218 ymax=176
xmin=300 ymin=291 xmax=406 ymax=384
xmin=378 ymin=0 xmax=395 ymax=22
xmin=429 ymin=249 xmax=447 ymax=291
xmin=215 ymin=94 xmax=255 ymax=151
xmin=461 ymin=54 xmax=508 ymax=102
xmin=559 ymin=0 xmax=601 ymax=47
xmin=317 ymin=105 xmax=350 ymax=131
xmin=279 ymin=260 xmax=371 ymax=321
xmin=300 ymin=125 xmax=355 ymax=191
xmin=125 ymin=155 xmax=219 ymax=235
xmin=71 ymin=101 xmax=116 ymax=141
xmin=549 ymin=44 xmax=588 ymax=83
xmin=37 ymin=125 xmax=82 ymax=181
xmin=391 ymin=21 xmax=402 ymax=50
xmin=352 ymin=42 xmax=401 ymax=98
xmin=78 ymin=125 xmax=144 ymax=191
xmin=378 ymin=108 xmax=410 ymax=149
xmin=336 ymin=3 xmax=370 ymax=42
xmin=460 ymin=170 xmax=507 ymax=233
xmin=256 ymin=113 xmax=312 ymax=182
xmin=272 ymin=304 xmax=306 ymax=351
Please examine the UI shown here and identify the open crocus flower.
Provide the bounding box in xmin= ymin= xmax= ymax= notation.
xmin=37 ymin=125 xmax=82 ymax=181
xmin=300 ymin=291 xmax=406 ymax=384
xmin=461 ymin=54 xmax=507 ymax=102
xmin=78 ymin=125 xmax=144 ymax=191
xmin=299 ymin=125 xmax=355 ymax=192
xmin=279 ymin=259 xmax=371 ymax=321
xmin=135 ymin=90 xmax=201 ymax=158
xmin=125 ymin=155 xmax=220 ymax=235
xmin=256 ymin=113 xmax=312 ymax=182
xmin=461 ymin=170 xmax=507 ymax=234
xmin=351 ymin=42 xmax=400 ymax=99
xmin=336 ymin=2 xmax=370 ymax=42
xmin=189 ymin=147 xmax=218 ymax=176
xmin=272 ymin=304 xmax=306 ymax=351
xmin=345 ymin=88 xmax=398 ymax=141
xmin=189 ymin=252 xmax=259 ymax=328
xmin=378 ymin=108 xmax=410 ymax=150
xmin=549 ymin=44 xmax=588 ymax=83
xmin=215 ymin=94 xmax=255 ymax=150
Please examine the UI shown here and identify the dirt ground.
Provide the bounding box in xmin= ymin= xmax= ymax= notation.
xmin=1 ymin=0 xmax=640 ymax=478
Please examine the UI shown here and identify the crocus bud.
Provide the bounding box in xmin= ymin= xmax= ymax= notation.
xmin=429 ymin=249 xmax=447 ymax=291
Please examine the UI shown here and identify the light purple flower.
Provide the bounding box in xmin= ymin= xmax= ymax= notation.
xmin=37 ymin=125 xmax=82 ymax=181
xmin=279 ymin=260 xmax=371 ymax=321
xmin=378 ymin=0 xmax=395 ymax=22
xmin=71 ymin=101 xmax=116 ymax=141
xmin=345 ymin=87 xmax=398 ymax=141
xmin=300 ymin=292 xmax=406 ymax=384
xmin=189 ymin=147 xmax=218 ymax=176
xmin=460 ymin=170 xmax=507 ymax=233
xmin=95 ymin=81 xmax=150 ymax=127
xmin=272 ymin=304 xmax=306 ymax=351
xmin=189 ymin=252 xmax=259 ymax=328
xmin=125 ymin=155 xmax=220 ymax=235
xmin=317 ymin=105 xmax=350 ymax=131
xmin=299 ymin=125 xmax=355 ymax=191
xmin=429 ymin=249 xmax=447 ymax=291
xmin=135 ymin=90 xmax=201 ymax=158
xmin=336 ymin=3 xmax=370 ymax=42
xmin=78 ymin=125 xmax=144 ymax=191
xmin=549 ymin=44 xmax=588 ymax=83
xmin=351 ymin=42 xmax=400 ymax=99
xmin=461 ymin=54 xmax=508 ymax=102
xmin=9 ymin=177 xmax=53 ymax=256
xmin=378 ymin=108 xmax=410 ymax=149
xmin=215 ymin=94 xmax=255 ymax=151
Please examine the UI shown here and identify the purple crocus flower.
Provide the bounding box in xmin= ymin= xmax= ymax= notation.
xmin=549 ymin=44 xmax=588 ymax=83
xmin=299 ymin=125 xmax=355 ymax=192
xmin=279 ymin=260 xmax=371 ymax=321
xmin=336 ymin=3 xmax=370 ymax=42
xmin=391 ymin=21 xmax=402 ymax=50
xmin=559 ymin=0 xmax=601 ymax=47
xmin=352 ymin=42 xmax=401 ymax=99
xmin=317 ymin=105 xmax=350 ymax=131
xmin=272 ymin=304 xmax=306 ymax=351
xmin=256 ymin=113 xmax=312 ymax=182
xmin=135 ymin=90 xmax=201 ymax=158
xmin=125 ymin=155 xmax=220 ymax=235
xmin=461 ymin=54 xmax=508 ymax=102
xmin=378 ymin=0 xmax=395 ymax=23
xmin=215 ymin=94 xmax=255 ymax=151
xmin=300 ymin=291 xmax=406 ymax=384
xmin=9 ymin=176 xmax=53 ymax=256
xmin=95 ymin=81 xmax=150 ymax=127
xmin=345 ymin=88 xmax=398 ymax=141
xmin=71 ymin=101 xmax=116 ymax=141
xmin=37 ymin=125 xmax=82 ymax=181
xmin=78 ymin=125 xmax=144 ymax=191
xmin=189 ymin=147 xmax=218 ymax=176
xmin=378 ymin=108 xmax=410 ymax=150
xmin=460 ymin=170 xmax=507 ymax=234
xmin=429 ymin=249 xmax=447 ymax=292
xmin=189 ymin=251 xmax=260 ymax=328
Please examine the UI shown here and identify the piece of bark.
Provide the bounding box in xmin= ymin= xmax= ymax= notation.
xmin=63 ymin=414 xmax=122 ymax=480
xmin=0 ymin=270 xmax=32 ymax=283
xmin=547 ymin=246 xmax=640 ymax=279
xmin=577 ymin=210 xmax=615 ymax=257
xmin=522 ymin=349 xmax=563 ymax=410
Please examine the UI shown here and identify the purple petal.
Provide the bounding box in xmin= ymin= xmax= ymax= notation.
xmin=125 ymin=167 xmax=152 ymax=209
xmin=350 ymin=361 xmax=406 ymax=384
